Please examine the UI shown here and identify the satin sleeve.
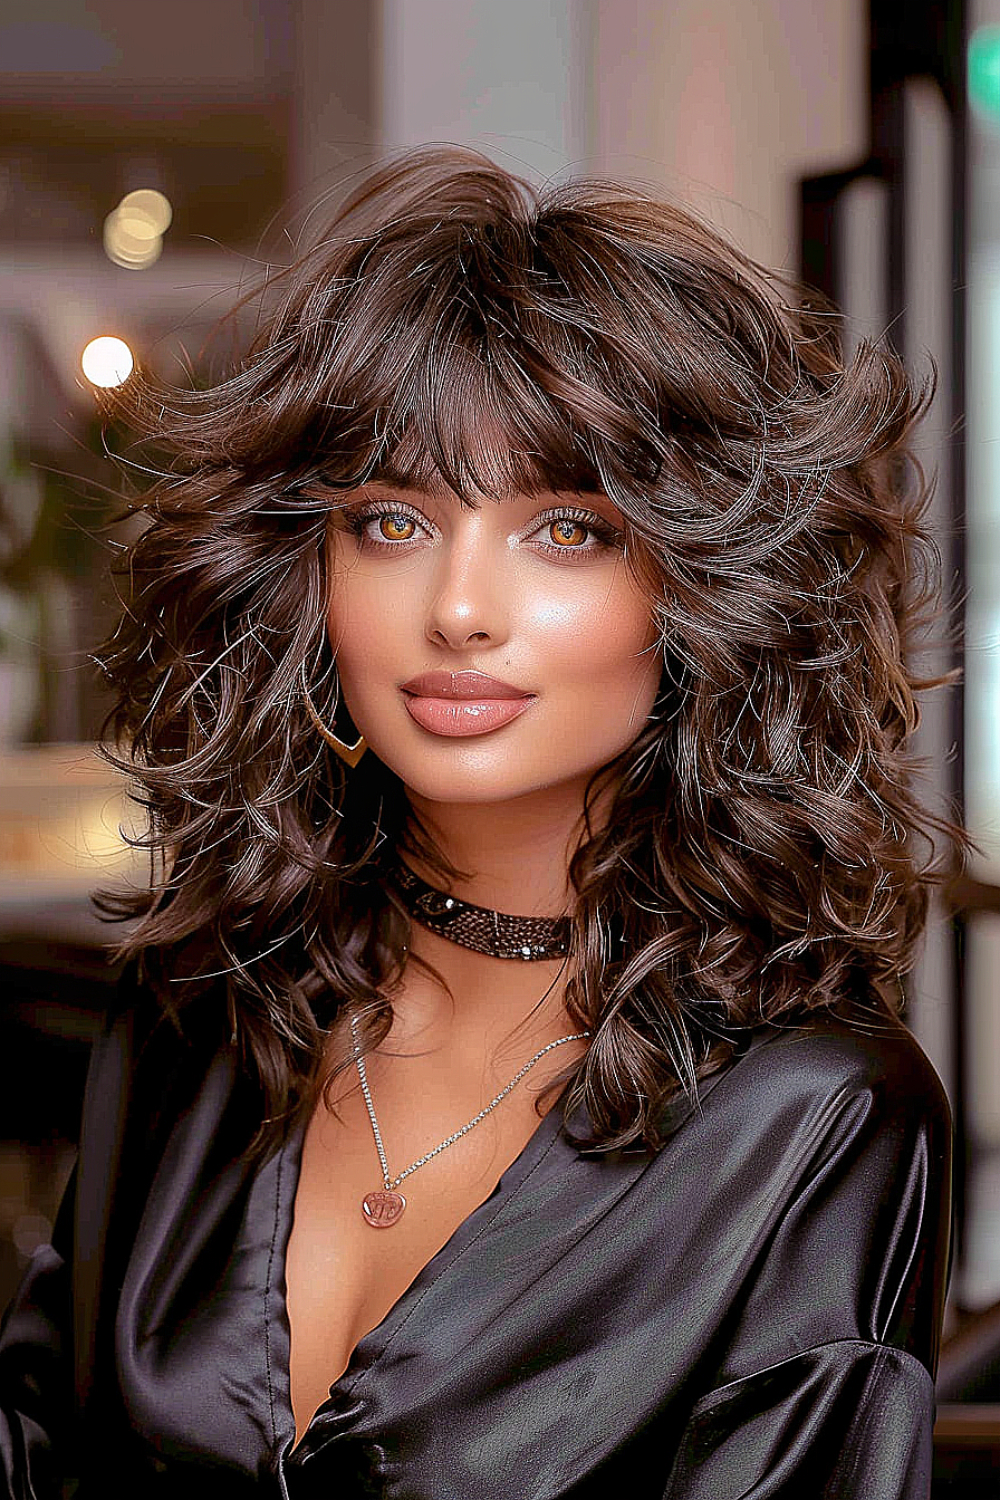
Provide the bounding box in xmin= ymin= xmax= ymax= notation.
xmin=661 ymin=1025 xmax=951 ymax=1500
xmin=0 ymin=1174 xmax=75 ymax=1499
xmin=661 ymin=1339 xmax=934 ymax=1499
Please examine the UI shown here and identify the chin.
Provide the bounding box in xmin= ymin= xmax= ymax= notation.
xmin=412 ymin=779 xmax=555 ymax=808
xmin=385 ymin=762 xmax=553 ymax=807
xmin=366 ymin=740 xmax=617 ymax=811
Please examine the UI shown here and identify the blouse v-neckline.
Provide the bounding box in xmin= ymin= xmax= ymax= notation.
xmin=270 ymin=1080 xmax=576 ymax=1465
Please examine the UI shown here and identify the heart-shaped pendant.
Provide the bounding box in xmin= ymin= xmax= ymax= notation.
xmin=362 ymin=1189 xmax=406 ymax=1227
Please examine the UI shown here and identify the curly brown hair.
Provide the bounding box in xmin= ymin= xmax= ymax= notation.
xmin=98 ymin=144 xmax=961 ymax=1151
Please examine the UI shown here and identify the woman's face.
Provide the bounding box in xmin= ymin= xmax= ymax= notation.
xmin=326 ymin=481 xmax=661 ymax=808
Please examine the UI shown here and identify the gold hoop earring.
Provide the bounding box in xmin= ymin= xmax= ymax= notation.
xmin=300 ymin=662 xmax=368 ymax=768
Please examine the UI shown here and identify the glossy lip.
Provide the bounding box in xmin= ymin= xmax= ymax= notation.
xmin=400 ymin=670 xmax=531 ymax=700
xmin=402 ymin=694 xmax=534 ymax=737
xmin=399 ymin=670 xmax=535 ymax=738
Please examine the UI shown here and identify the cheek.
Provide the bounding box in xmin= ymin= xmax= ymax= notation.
xmin=532 ymin=581 xmax=657 ymax=684
xmin=325 ymin=564 xmax=407 ymax=674
xmin=324 ymin=589 xmax=374 ymax=727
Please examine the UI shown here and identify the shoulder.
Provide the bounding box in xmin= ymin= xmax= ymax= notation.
xmin=711 ymin=1010 xmax=950 ymax=1138
xmin=664 ymin=1008 xmax=953 ymax=1227
xmin=685 ymin=1012 xmax=954 ymax=1374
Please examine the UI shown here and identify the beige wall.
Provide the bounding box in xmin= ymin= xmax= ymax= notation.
xmin=591 ymin=0 xmax=867 ymax=271
xmin=370 ymin=0 xmax=867 ymax=271
xmin=378 ymin=0 xmax=591 ymax=178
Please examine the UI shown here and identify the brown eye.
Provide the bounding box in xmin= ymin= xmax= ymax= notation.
xmin=378 ymin=514 xmax=417 ymax=542
xmin=548 ymin=518 xmax=589 ymax=548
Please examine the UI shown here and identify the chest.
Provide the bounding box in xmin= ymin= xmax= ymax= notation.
xmin=283 ymin=1057 xmax=570 ymax=1443
xmin=100 ymin=1034 xmax=757 ymax=1494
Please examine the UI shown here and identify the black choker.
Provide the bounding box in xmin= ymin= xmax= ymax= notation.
xmin=390 ymin=863 xmax=570 ymax=961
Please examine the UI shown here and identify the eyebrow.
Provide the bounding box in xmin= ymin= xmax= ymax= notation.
xmin=355 ymin=478 xmax=616 ymax=512
xmin=364 ymin=477 xmax=454 ymax=496
xmin=357 ymin=478 xmax=484 ymax=508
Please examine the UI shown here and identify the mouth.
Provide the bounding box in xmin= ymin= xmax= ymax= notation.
xmin=400 ymin=670 xmax=535 ymax=738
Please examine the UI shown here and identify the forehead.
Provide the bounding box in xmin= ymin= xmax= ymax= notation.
xmin=362 ymin=475 xmax=468 ymax=501
xmin=356 ymin=477 xmax=610 ymax=511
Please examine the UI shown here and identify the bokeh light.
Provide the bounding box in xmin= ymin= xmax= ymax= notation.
xmin=118 ymin=188 xmax=172 ymax=234
xmin=969 ymin=27 xmax=1000 ymax=125
xmin=103 ymin=209 xmax=162 ymax=269
xmin=102 ymin=188 xmax=173 ymax=269
xmin=81 ymin=335 xmax=134 ymax=388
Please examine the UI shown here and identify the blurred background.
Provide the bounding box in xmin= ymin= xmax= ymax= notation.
xmin=0 ymin=0 xmax=996 ymax=1487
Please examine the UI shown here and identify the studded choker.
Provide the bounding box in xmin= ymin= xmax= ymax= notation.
xmin=390 ymin=862 xmax=571 ymax=961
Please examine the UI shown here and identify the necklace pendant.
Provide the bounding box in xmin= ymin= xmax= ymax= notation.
xmin=362 ymin=1189 xmax=407 ymax=1227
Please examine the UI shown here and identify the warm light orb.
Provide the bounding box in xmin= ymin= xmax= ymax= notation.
xmin=81 ymin=335 xmax=135 ymax=388
xmin=102 ymin=188 xmax=172 ymax=269
xmin=114 ymin=207 xmax=159 ymax=244
xmin=103 ymin=210 xmax=162 ymax=269
xmin=118 ymin=188 xmax=172 ymax=234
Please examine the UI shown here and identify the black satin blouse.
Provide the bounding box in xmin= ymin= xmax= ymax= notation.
xmin=0 ymin=997 xmax=951 ymax=1499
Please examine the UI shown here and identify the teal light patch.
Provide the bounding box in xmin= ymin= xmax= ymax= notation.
xmin=970 ymin=26 xmax=1000 ymax=123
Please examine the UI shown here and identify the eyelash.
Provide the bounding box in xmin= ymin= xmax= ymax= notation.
xmin=344 ymin=501 xmax=623 ymax=558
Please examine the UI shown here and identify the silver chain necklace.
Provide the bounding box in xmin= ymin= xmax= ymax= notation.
xmin=350 ymin=1013 xmax=590 ymax=1227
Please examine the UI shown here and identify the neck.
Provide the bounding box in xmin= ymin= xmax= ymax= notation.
xmin=403 ymin=777 xmax=605 ymax=918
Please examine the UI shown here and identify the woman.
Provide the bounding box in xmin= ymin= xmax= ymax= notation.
xmin=0 ymin=146 xmax=958 ymax=1496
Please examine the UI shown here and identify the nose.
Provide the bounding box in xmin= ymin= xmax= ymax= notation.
xmin=424 ymin=512 xmax=509 ymax=651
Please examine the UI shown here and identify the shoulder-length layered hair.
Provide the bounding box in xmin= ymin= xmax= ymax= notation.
xmin=99 ymin=144 xmax=959 ymax=1150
